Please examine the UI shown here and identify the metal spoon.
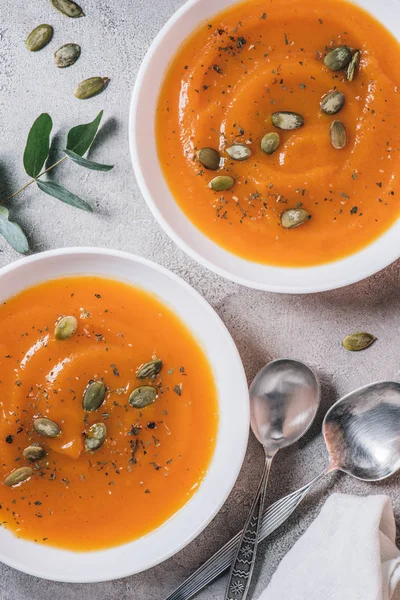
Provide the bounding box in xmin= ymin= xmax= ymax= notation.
xmin=165 ymin=380 xmax=400 ymax=600
xmin=224 ymin=359 xmax=320 ymax=600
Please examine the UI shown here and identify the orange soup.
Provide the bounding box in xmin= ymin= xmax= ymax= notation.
xmin=0 ymin=277 xmax=218 ymax=551
xmin=156 ymin=0 xmax=400 ymax=266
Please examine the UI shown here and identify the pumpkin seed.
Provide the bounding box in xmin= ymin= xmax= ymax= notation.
xmin=320 ymin=91 xmax=345 ymax=115
xmin=330 ymin=120 xmax=347 ymax=149
xmin=225 ymin=144 xmax=252 ymax=161
xmin=342 ymin=332 xmax=377 ymax=352
xmin=129 ymin=386 xmax=158 ymax=409
xmin=34 ymin=417 xmax=61 ymax=438
xmin=271 ymin=112 xmax=304 ymax=130
xmin=23 ymin=444 xmax=45 ymax=461
xmin=198 ymin=147 xmax=221 ymax=170
xmin=346 ymin=50 xmax=360 ymax=81
xmin=50 ymin=0 xmax=84 ymax=18
xmin=54 ymin=43 xmax=81 ymax=68
xmin=84 ymin=422 xmax=106 ymax=452
xmin=82 ymin=381 xmax=106 ymax=412
xmin=26 ymin=24 xmax=53 ymax=52
xmin=324 ymin=46 xmax=352 ymax=71
xmin=136 ymin=358 xmax=163 ymax=380
xmin=74 ymin=77 xmax=109 ymax=100
xmin=209 ymin=175 xmax=235 ymax=192
xmin=261 ymin=132 xmax=280 ymax=154
xmin=281 ymin=208 xmax=310 ymax=229
xmin=4 ymin=467 xmax=33 ymax=487
xmin=54 ymin=315 xmax=78 ymax=340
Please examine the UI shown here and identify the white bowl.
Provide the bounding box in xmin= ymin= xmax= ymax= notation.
xmin=129 ymin=0 xmax=400 ymax=293
xmin=0 ymin=248 xmax=249 ymax=582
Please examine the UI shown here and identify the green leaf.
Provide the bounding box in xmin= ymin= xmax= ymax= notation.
xmin=23 ymin=113 xmax=53 ymax=178
xmin=64 ymin=149 xmax=114 ymax=171
xmin=0 ymin=207 xmax=29 ymax=253
xmin=36 ymin=180 xmax=93 ymax=212
xmin=66 ymin=110 xmax=103 ymax=157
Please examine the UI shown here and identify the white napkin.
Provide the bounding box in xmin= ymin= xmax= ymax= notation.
xmin=260 ymin=494 xmax=400 ymax=600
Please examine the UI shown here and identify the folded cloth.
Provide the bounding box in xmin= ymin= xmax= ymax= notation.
xmin=260 ymin=494 xmax=400 ymax=600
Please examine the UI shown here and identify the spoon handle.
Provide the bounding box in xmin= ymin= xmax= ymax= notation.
xmin=164 ymin=468 xmax=329 ymax=600
xmin=224 ymin=457 xmax=273 ymax=600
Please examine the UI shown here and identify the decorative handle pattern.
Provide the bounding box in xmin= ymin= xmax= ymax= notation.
xmin=164 ymin=468 xmax=328 ymax=600
xmin=225 ymin=459 xmax=271 ymax=600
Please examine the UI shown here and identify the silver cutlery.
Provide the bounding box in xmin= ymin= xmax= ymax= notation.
xmin=224 ymin=359 xmax=320 ymax=600
xmin=164 ymin=380 xmax=400 ymax=600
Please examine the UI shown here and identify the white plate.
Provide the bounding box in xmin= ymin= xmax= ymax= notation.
xmin=0 ymin=247 xmax=249 ymax=582
xmin=129 ymin=0 xmax=400 ymax=293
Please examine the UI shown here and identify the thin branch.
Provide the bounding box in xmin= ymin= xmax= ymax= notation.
xmin=5 ymin=155 xmax=68 ymax=202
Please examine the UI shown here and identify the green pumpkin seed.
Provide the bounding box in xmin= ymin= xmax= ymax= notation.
xmin=320 ymin=91 xmax=345 ymax=115
xmin=74 ymin=77 xmax=109 ymax=100
xmin=84 ymin=422 xmax=106 ymax=452
xmin=129 ymin=386 xmax=158 ymax=409
xmin=342 ymin=332 xmax=376 ymax=351
xmin=136 ymin=358 xmax=163 ymax=380
xmin=23 ymin=445 xmax=45 ymax=461
xmin=4 ymin=467 xmax=33 ymax=487
xmin=198 ymin=148 xmax=221 ymax=170
xmin=261 ymin=132 xmax=280 ymax=154
xmin=26 ymin=24 xmax=53 ymax=52
xmin=54 ymin=43 xmax=81 ymax=68
xmin=34 ymin=417 xmax=61 ymax=438
xmin=82 ymin=381 xmax=106 ymax=412
xmin=54 ymin=315 xmax=78 ymax=340
xmin=347 ymin=51 xmax=360 ymax=81
xmin=281 ymin=208 xmax=310 ymax=229
xmin=209 ymin=175 xmax=235 ymax=192
xmin=225 ymin=144 xmax=252 ymax=161
xmin=330 ymin=120 xmax=347 ymax=149
xmin=271 ymin=112 xmax=304 ymax=130
xmin=50 ymin=0 xmax=84 ymax=18
xmin=324 ymin=46 xmax=352 ymax=71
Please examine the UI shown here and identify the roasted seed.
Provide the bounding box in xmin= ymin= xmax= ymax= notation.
xmin=84 ymin=423 xmax=106 ymax=452
xmin=209 ymin=175 xmax=235 ymax=191
xmin=330 ymin=120 xmax=347 ymax=149
xmin=129 ymin=386 xmax=158 ymax=409
xmin=23 ymin=445 xmax=45 ymax=461
xmin=261 ymin=132 xmax=280 ymax=154
xmin=136 ymin=358 xmax=163 ymax=380
xmin=342 ymin=332 xmax=377 ymax=351
xmin=82 ymin=381 xmax=106 ymax=412
xmin=33 ymin=417 xmax=61 ymax=438
xmin=4 ymin=467 xmax=33 ymax=487
xmin=320 ymin=91 xmax=345 ymax=115
xmin=198 ymin=147 xmax=221 ymax=170
xmin=26 ymin=24 xmax=53 ymax=52
xmin=347 ymin=50 xmax=360 ymax=81
xmin=281 ymin=208 xmax=310 ymax=229
xmin=271 ymin=111 xmax=304 ymax=130
xmin=54 ymin=315 xmax=78 ymax=340
xmin=225 ymin=144 xmax=252 ymax=161
xmin=54 ymin=43 xmax=81 ymax=68
xmin=324 ymin=46 xmax=352 ymax=71
xmin=74 ymin=77 xmax=109 ymax=99
xmin=51 ymin=0 xmax=84 ymax=18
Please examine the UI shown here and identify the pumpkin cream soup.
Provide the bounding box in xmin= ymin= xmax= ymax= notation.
xmin=156 ymin=0 xmax=400 ymax=267
xmin=0 ymin=277 xmax=218 ymax=551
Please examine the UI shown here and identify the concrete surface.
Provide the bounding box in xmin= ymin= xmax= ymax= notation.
xmin=1 ymin=1 xmax=400 ymax=599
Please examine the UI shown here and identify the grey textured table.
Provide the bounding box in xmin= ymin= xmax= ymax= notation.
xmin=1 ymin=1 xmax=400 ymax=599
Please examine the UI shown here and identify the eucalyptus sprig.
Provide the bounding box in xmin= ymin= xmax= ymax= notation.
xmin=1 ymin=110 xmax=113 ymax=253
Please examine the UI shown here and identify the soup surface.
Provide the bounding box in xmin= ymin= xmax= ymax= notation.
xmin=156 ymin=0 xmax=400 ymax=266
xmin=0 ymin=277 xmax=218 ymax=551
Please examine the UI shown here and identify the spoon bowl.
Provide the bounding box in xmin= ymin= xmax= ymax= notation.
xmin=250 ymin=359 xmax=320 ymax=457
xmin=324 ymin=380 xmax=400 ymax=481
